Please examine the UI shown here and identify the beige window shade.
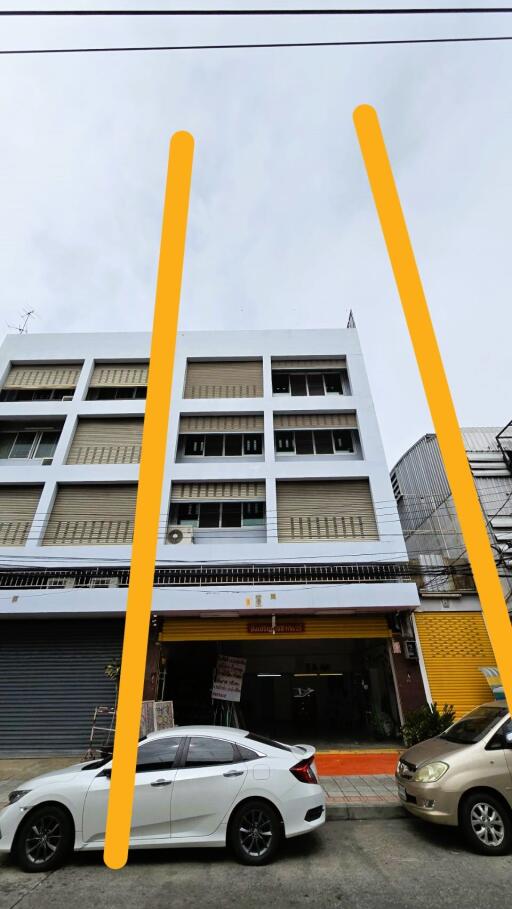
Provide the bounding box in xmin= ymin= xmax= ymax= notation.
xmin=184 ymin=360 xmax=263 ymax=399
xmin=274 ymin=413 xmax=357 ymax=430
xmin=179 ymin=415 xmax=264 ymax=433
xmin=276 ymin=479 xmax=378 ymax=542
xmin=66 ymin=418 xmax=144 ymax=465
xmin=89 ymin=362 xmax=149 ymax=388
xmin=171 ymin=481 xmax=265 ymax=502
xmin=3 ymin=364 xmax=81 ymax=391
xmin=0 ymin=485 xmax=42 ymax=546
xmin=43 ymin=484 xmax=137 ymax=545
xmin=271 ymin=358 xmax=346 ymax=370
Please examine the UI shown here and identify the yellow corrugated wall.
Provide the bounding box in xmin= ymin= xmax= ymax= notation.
xmin=415 ymin=612 xmax=497 ymax=718
xmin=159 ymin=614 xmax=390 ymax=642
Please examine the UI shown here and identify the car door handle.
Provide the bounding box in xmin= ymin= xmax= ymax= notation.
xmin=223 ymin=770 xmax=244 ymax=777
xmin=150 ymin=779 xmax=173 ymax=787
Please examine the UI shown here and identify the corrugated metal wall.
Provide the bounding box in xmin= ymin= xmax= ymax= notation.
xmin=0 ymin=619 xmax=123 ymax=755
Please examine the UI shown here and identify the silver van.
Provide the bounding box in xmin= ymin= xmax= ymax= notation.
xmin=396 ymin=703 xmax=512 ymax=854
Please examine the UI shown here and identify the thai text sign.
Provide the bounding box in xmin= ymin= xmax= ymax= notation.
xmin=212 ymin=655 xmax=246 ymax=702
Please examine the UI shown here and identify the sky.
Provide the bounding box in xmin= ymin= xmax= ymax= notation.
xmin=0 ymin=2 xmax=511 ymax=467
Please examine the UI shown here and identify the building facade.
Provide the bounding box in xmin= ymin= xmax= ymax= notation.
xmin=391 ymin=428 xmax=512 ymax=717
xmin=0 ymin=327 xmax=422 ymax=754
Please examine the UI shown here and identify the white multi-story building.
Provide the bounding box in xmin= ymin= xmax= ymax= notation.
xmin=0 ymin=326 xmax=421 ymax=754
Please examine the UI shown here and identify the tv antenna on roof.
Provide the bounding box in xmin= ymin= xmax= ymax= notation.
xmin=8 ymin=309 xmax=36 ymax=334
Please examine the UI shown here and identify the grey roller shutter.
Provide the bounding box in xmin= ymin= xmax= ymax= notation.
xmin=179 ymin=414 xmax=264 ymax=432
xmin=67 ymin=418 xmax=144 ymax=465
xmin=0 ymin=485 xmax=42 ymax=545
xmin=171 ymin=481 xmax=265 ymax=501
xmin=0 ymin=619 xmax=123 ymax=755
xmin=276 ymin=479 xmax=378 ymax=542
xmin=272 ymin=358 xmax=346 ymax=370
xmin=274 ymin=413 xmax=357 ymax=430
xmin=3 ymin=363 xmax=81 ymax=390
xmin=44 ymin=484 xmax=137 ymax=545
xmin=89 ymin=362 xmax=148 ymax=388
xmin=184 ymin=360 xmax=263 ymax=399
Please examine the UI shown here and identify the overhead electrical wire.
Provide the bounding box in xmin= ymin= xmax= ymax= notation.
xmin=2 ymin=7 xmax=512 ymax=18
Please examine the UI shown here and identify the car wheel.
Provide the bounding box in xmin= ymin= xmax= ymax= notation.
xmin=460 ymin=791 xmax=512 ymax=856
xmin=14 ymin=805 xmax=73 ymax=873
xmin=229 ymin=799 xmax=281 ymax=866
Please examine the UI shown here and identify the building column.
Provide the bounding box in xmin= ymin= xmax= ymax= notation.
xmin=389 ymin=629 xmax=428 ymax=720
xmin=143 ymin=623 xmax=161 ymax=701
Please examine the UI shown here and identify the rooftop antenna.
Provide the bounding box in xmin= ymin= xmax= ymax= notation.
xmin=8 ymin=309 xmax=36 ymax=334
xmin=347 ymin=309 xmax=356 ymax=329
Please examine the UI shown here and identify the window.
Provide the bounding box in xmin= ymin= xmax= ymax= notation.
xmin=275 ymin=429 xmax=355 ymax=456
xmin=184 ymin=737 xmax=236 ymax=768
xmin=204 ymin=434 xmax=224 ymax=457
xmin=180 ymin=433 xmax=263 ymax=458
xmin=0 ymin=429 xmax=60 ymax=461
xmin=86 ymin=386 xmax=147 ymax=401
xmin=172 ymin=501 xmax=265 ymax=529
xmin=243 ymin=502 xmax=265 ymax=526
xmin=487 ymin=718 xmax=512 ymax=751
xmin=440 ymin=705 xmax=508 ymax=745
xmin=0 ymin=388 xmax=71 ymax=402
xmin=271 ymin=370 xmax=346 ymax=397
xmin=237 ymin=744 xmax=261 ymax=762
xmin=136 ymin=738 xmax=182 ymax=771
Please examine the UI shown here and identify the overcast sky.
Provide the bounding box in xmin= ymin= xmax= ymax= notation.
xmin=0 ymin=2 xmax=511 ymax=466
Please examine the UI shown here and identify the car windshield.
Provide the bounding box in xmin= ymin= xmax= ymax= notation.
xmin=439 ymin=705 xmax=508 ymax=744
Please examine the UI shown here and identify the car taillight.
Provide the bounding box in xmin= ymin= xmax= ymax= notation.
xmin=290 ymin=758 xmax=318 ymax=784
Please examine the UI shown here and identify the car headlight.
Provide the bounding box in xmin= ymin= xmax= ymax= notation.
xmin=8 ymin=790 xmax=31 ymax=805
xmin=413 ymin=762 xmax=449 ymax=783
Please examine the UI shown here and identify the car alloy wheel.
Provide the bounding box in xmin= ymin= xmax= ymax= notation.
xmin=470 ymin=802 xmax=505 ymax=848
xmin=238 ymin=807 xmax=274 ymax=859
xmin=24 ymin=814 xmax=63 ymax=865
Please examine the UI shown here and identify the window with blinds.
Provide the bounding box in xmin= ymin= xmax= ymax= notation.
xmin=273 ymin=413 xmax=357 ymax=430
xmin=273 ymin=414 xmax=358 ymax=457
xmin=183 ymin=360 xmax=263 ymax=399
xmin=271 ymin=358 xmax=350 ymax=397
xmin=43 ymin=484 xmax=137 ymax=545
xmin=179 ymin=415 xmax=264 ymax=433
xmin=86 ymin=361 xmax=148 ymax=400
xmin=0 ymin=485 xmax=42 ymax=546
xmin=66 ymin=418 xmax=144 ymax=465
xmin=170 ymin=481 xmax=265 ymax=501
xmin=276 ymin=479 xmax=378 ymax=543
xmin=0 ymin=363 xmax=82 ymax=402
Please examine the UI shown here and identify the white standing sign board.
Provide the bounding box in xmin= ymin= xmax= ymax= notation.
xmin=212 ymin=655 xmax=247 ymax=702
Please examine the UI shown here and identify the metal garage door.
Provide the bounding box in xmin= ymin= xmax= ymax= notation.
xmin=0 ymin=619 xmax=123 ymax=755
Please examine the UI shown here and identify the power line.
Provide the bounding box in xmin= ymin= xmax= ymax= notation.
xmin=2 ymin=35 xmax=512 ymax=56
xmin=2 ymin=7 xmax=512 ymax=17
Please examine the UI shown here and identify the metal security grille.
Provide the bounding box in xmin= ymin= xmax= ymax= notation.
xmin=271 ymin=358 xmax=346 ymax=370
xmin=274 ymin=413 xmax=357 ymax=430
xmin=43 ymin=484 xmax=137 ymax=545
xmin=179 ymin=414 xmax=264 ymax=432
xmin=276 ymin=479 xmax=378 ymax=542
xmin=160 ymin=614 xmax=390 ymax=641
xmin=66 ymin=418 xmax=144 ymax=465
xmin=170 ymin=481 xmax=265 ymax=501
xmin=89 ymin=362 xmax=148 ymax=387
xmin=415 ymin=612 xmax=497 ymax=718
xmin=183 ymin=360 xmax=263 ymax=399
xmin=2 ymin=364 xmax=81 ymax=390
xmin=0 ymin=619 xmax=123 ymax=755
xmin=0 ymin=485 xmax=42 ymax=545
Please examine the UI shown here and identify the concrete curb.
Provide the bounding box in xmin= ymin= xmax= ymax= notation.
xmin=327 ymin=803 xmax=406 ymax=821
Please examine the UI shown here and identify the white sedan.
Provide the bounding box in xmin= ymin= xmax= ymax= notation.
xmin=0 ymin=726 xmax=325 ymax=872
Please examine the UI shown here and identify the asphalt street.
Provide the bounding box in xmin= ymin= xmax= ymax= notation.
xmin=1 ymin=818 xmax=510 ymax=909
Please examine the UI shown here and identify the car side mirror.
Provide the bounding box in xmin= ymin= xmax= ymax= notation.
xmin=99 ymin=767 xmax=112 ymax=778
xmin=503 ymin=731 xmax=512 ymax=749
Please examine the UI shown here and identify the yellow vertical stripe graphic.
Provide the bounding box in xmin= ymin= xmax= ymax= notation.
xmin=353 ymin=105 xmax=512 ymax=713
xmin=415 ymin=613 xmax=497 ymax=718
xmin=103 ymin=132 xmax=194 ymax=871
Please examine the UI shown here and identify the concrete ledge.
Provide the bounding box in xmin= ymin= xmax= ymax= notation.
xmin=327 ymin=803 xmax=406 ymax=821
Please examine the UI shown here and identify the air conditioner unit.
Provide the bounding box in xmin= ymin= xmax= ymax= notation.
xmin=89 ymin=577 xmax=119 ymax=588
xmin=47 ymin=577 xmax=75 ymax=589
xmin=403 ymin=639 xmax=419 ymax=661
xmin=167 ymin=525 xmax=194 ymax=545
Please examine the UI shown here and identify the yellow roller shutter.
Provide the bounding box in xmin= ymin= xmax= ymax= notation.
xmin=276 ymin=479 xmax=378 ymax=542
xmin=170 ymin=481 xmax=265 ymax=502
xmin=179 ymin=415 xmax=264 ymax=432
xmin=184 ymin=360 xmax=263 ymax=399
xmin=66 ymin=418 xmax=144 ymax=464
xmin=274 ymin=413 xmax=357 ymax=430
xmin=160 ymin=614 xmax=390 ymax=641
xmin=0 ymin=485 xmax=42 ymax=545
xmin=43 ymin=484 xmax=137 ymax=545
xmin=3 ymin=364 xmax=81 ymax=390
xmin=89 ymin=362 xmax=148 ymax=388
xmin=415 ymin=612 xmax=498 ymax=718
